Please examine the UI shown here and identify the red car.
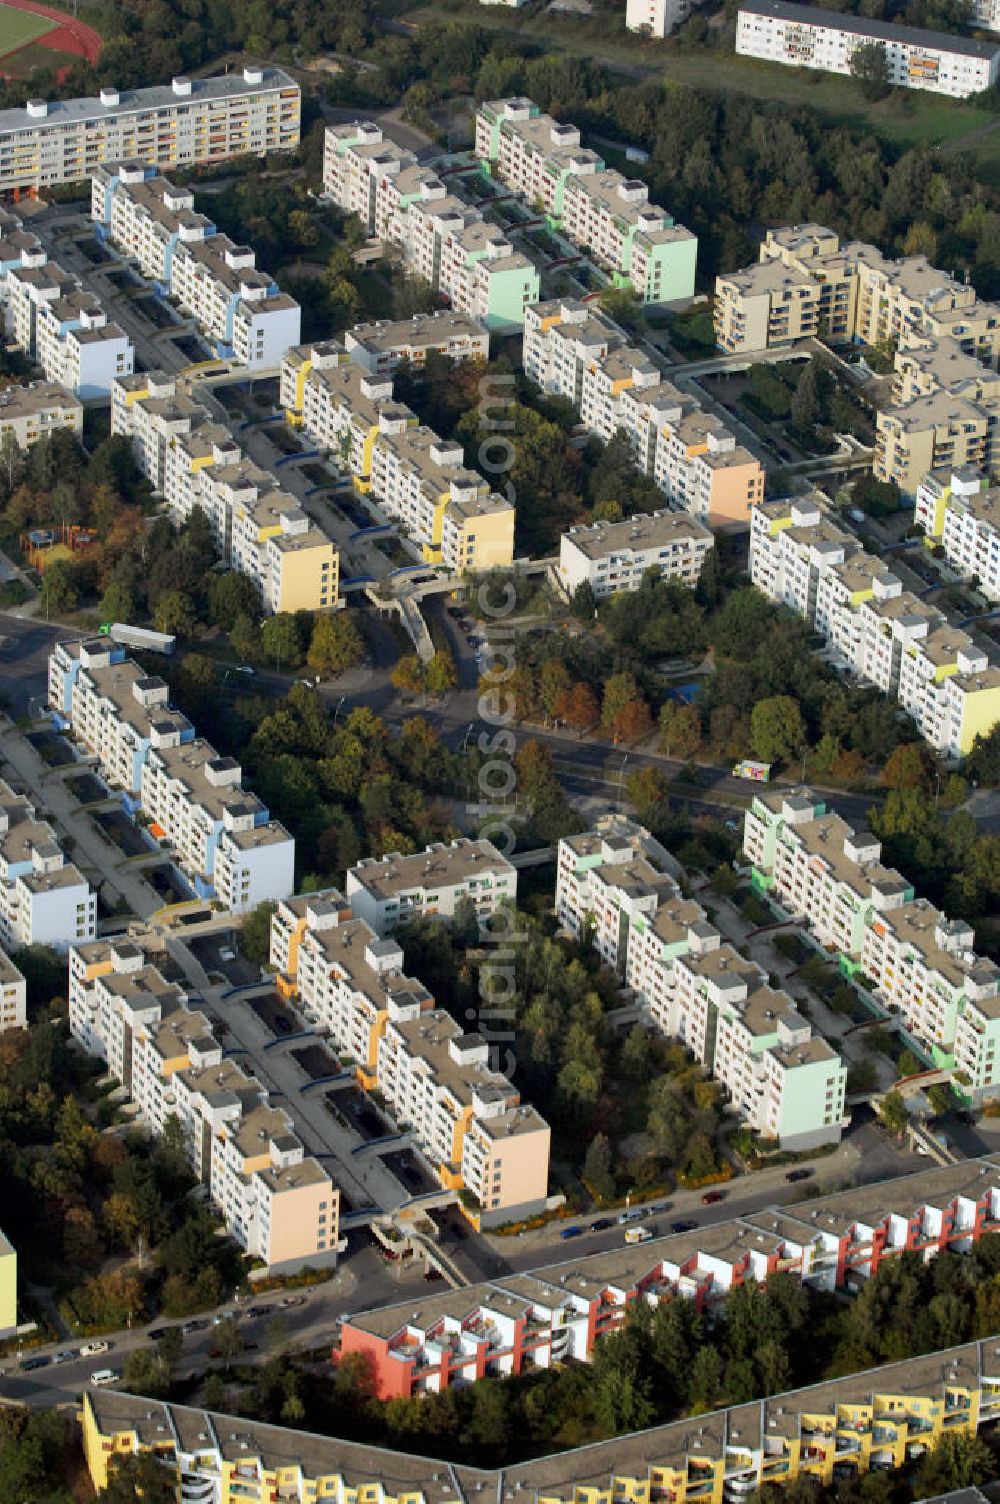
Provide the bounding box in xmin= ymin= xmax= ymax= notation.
xmin=700 ymin=1190 xmax=726 ymax=1205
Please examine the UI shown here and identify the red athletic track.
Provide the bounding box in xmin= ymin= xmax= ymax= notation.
xmin=0 ymin=0 xmax=101 ymax=77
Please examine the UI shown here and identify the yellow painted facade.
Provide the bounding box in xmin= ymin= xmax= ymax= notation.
xmin=0 ymin=1229 xmax=15 ymax=1334
xmin=959 ymin=682 xmax=1000 ymax=754
xmin=80 ymin=1347 xmax=996 ymax=1504
xmin=271 ymin=536 xmax=339 ymax=613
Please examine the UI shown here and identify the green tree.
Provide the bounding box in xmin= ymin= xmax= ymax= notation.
xmin=571 ymin=580 xmax=598 ymax=622
xmin=154 ymin=589 xmax=195 ymax=637
xmin=307 ymin=612 xmax=365 ymax=678
xmin=897 ymin=1048 xmax=923 ymax=1078
xmin=850 ymin=39 xmax=891 ymax=98
xmin=790 ymin=360 xmax=820 ymax=439
xmin=39 ymin=559 xmax=78 ymax=617
xmin=241 ymin=902 xmax=277 ymax=965
xmin=122 ymin=1344 xmax=172 ymax=1397
xmin=878 ymin=1089 xmax=908 ymax=1136
xmin=913 ymin=1431 xmax=993 ymax=1496
xmin=391 ymin=654 xmax=425 ymax=695
xmin=583 ymin=1132 xmax=616 ymax=1201
xmin=230 ymin=610 xmax=262 ymax=663
xmin=424 ymin=651 xmax=458 ymax=696
xmin=208 ymin=571 xmax=261 ymax=631
xmin=627 ymin=765 xmax=670 ymax=823
xmin=261 ymin=612 xmax=302 ymax=671
xmin=99 ymin=579 xmax=133 ymax=623
xmin=100 ymin=1451 xmax=178 ymax=1502
xmin=750 ymin=695 xmax=806 ymax=765
xmin=660 ymin=702 xmax=702 ymax=759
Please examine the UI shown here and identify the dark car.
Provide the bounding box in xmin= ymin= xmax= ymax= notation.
xmin=181 ymin=1318 xmax=209 ymax=1334
xmin=247 ymin=1304 xmax=275 ymax=1319
xmin=785 ymin=1168 xmax=813 ymax=1183
xmin=148 ymin=1327 xmax=171 ymax=1341
xmin=559 ymin=1224 xmax=584 ymax=1240
xmin=700 ymin=1190 xmax=726 ymax=1205
xmin=423 ymin=1269 xmax=444 ymax=1282
xmin=671 ymin=1219 xmax=697 ymax=1234
xmin=590 ymin=1217 xmax=614 ymax=1231
xmin=20 ymin=1355 xmax=51 ymax=1371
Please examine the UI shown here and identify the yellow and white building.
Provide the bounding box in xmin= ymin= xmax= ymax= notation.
xmin=275 ymin=905 xmax=550 ymax=1224
xmin=525 ymin=299 xmax=764 ymax=526
xmin=68 ymin=937 xmax=338 ymax=1270
xmin=0 ymin=380 xmax=82 ymax=450
xmin=345 ymin=838 xmax=517 ymax=937
xmin=0 ymin=67 xmax=300 ymax=196
xmin=750 ymin=494 xmax=1000 ymax=758
xmin=345 ymin=310 xmax=489 ymax=377
xmin=915 ymin=466 xmax=1000 ymax=604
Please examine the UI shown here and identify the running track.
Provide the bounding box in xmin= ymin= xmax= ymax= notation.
xmin=1 ymin=0 xmax=101 ymax=71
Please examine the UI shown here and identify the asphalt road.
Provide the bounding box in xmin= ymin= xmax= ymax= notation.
xmin=0 ymin=615 xmax=71 ymax=716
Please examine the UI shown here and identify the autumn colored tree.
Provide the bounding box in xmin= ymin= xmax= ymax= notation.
xmin=554 ymin=681 xmax=599 ymax=730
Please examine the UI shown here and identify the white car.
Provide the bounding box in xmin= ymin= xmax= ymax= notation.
xmin=90 ymin=1369 xmax=121 ymax=1387
xmin=219 ymin=947 xmax=237 ymax=963
xmin=79 ymin=1340 xmax=110 ymax=1357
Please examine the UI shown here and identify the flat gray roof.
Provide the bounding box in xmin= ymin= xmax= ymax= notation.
xmin=0 ymin=67 xmax=297 ymax=139
xmin=738 ymin=0 xmax=1000 ymax=58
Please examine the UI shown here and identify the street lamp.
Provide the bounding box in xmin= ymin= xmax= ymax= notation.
xmin=333 ymin=695 xmax=346 ymax=725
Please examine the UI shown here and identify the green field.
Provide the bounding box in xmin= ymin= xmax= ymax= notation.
xmin=399 ymin=0 xmax=1000 ymax=182
xmin=0 ymin=1 xmax=55 ymax=60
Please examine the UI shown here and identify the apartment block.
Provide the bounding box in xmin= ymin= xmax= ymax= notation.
xmin=749 ymin=493 xmax=1000 ymax=758
xmin=0 ymin=950 xmax=25 ymax=1033
xmin=716 ymin=224 xmax=1000 ymax=362
xmin=344 ymin=311 xmax=489 ymax=376
xmin=0 ymin=207 xmax=44 ymax=329
xmin=49 ymin=637 xmax=294 ymax=911
xmin=83 ymin=1163 xmax=1000 ymax=1497
xmin=346 ymin=838 xmax=517 ymax=938
xmin=94 ymin=163 xmax=300 ymax=368
xmin=558 ymin=509 xmax=712 ymax=598
xmin=323 ymin=121 xmax=539 ymax=329
xmin=736 ymin=0 xmax=1000 ymax=96
xmin=7 ymin=254 xmax=133 ymax=398
xmin=0 ymin=1228 xmax=13 ymax=1337
xmin=274 ymin=906 xmax=549 ymax=1224
xmin=916 ymin=467 xmax=1000 ymax=603
xmin=68 ymin=938 xmax=337 ymax=1270
xmin=341 ymin=1160 xmax=1000 ymax=1400
xmin=524 ymin=299 xmax=764 ymax=525
xmin=626 ymin=0 xmax=700 ymax=36
xmin=744 ymin=789 xmax=1000 ymax=1102
xmin=111 ymin=372 xmax=339 ymax=612
xmin=0 ymin=380 xmax=82 ymax=450
xmin=557 ymin=817 xmax=844 ymax=1147
xmin=0 ymin=67 xmax=300 ymax=196
xmin=0 ymin=775 xmax=95 ymax=951
xmin=280 ymin=345 xmax=515 ymax=569
xmin=475 ymin=100 xmax=696 ymax=304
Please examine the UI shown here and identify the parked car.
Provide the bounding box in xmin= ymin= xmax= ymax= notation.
xmin=785 ymin=1168 xmax=813 ymax=1183
xmin=90 ymin=1369 xmax=121 ymax=1387
xmin=559 ymin=1225 xmax=584 ymax=1240
xmin=617 ymin=1208 xmax=643 ymax=1225
xmin=219 ymin=947 xmax=237 ymax=963
xmin=181 ymin=1319 xmax=208 ymax=1335
xmin=423 ymin=1270 xmax=443 ymax=1282
xmin=246 ymin=1305 xmax=275 ymax=1319
xmin=700 ymin=1190 xmax=726 ymax=1205
xmin=671 ymin=1219 xmax=697 ymax=1234
xmin=281 ymin=1295 xmax=306 ymax=1308
xmin=212 ymin=1311 xmax=236 ymax=1326
xmin=590 ymin=1217 xmax=614 ymax=1231
xmin=20 ymin=1355 xmax=51 ymax=1371
xmin=51 ymin=1349 xmax=77 ymax=1365
xmin=79 ymin=1340 xmax=110 ymax=1357
xmin=625 ymin=1226 xmax=653 ymax=1244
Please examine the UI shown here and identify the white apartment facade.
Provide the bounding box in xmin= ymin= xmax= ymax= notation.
xmin=0 ymin=950 xmax=25 ymax=1033
xmin=525 ymin=299 xmax=765 ymax=526
xmin=735 ymin=0 xmax=1000 ymax=97
xmin=49 ymin=638 xmax=294 ymax=910
xmin=750 ymin=494 xmax=1000 ymax=758
xmin=745 ymin=788 xmax=1000 ymax=1102
xmin=0 ymin=776 xmax=95 ymax=951
xmin=278 ymin=908 xmax=550 ymax=1224
xmin=67 ymin=938 xmax=338 ymax=1271
xmin=323 ymin=121 xmax=539 ymax=330
xmin=7 ymin=256 xmax=133 ymax=398
xmin=474 ymin=100 xmax=697 ymax=304
xmin=626 ymin=0 xmax=699 ymax=36
xmin=0 ymin=381 xmax=82 ymax=450
xmin=0 ymin=67 xmax=300 ymax=196
xmin=559 ymin=510 xmax=712 ymax=600
xmin=94 ymin=164 xmax=300 ymax=368
xmin=916 ymin=467 xmax=1000 ymax=603
xmin=344 ymin=311 xmax=489 ymax=376
xmin=557 ymin=817 xmax=846 ymax=1148
xmin=346 ymin=839 xmax=517 ymax=937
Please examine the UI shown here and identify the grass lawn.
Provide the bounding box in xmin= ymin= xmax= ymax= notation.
xmin=398 ymin=0 xmax=1000 ymax=177
xmin=0 ymin=2 xmax=55 ymax=58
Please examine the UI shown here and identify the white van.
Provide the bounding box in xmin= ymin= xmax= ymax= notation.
xmin=89 ymin=1369 xmax=121 ymax=1387
xmin=624 ymin=1226 xmax=652 ymax=1244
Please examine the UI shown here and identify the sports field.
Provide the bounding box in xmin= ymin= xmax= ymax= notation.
xmin=0 ymin=0 xmax=55 ymax=59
